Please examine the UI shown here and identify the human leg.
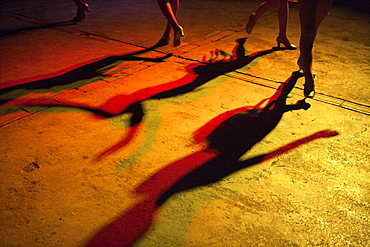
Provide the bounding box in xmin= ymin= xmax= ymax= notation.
xmin=157 ymin=0 xmax=180 ymax=36
xmin=316 ymin=0 xmax=334 ymax=28
xmin=277 ymin=0 xmax=288 ymax=38
xmin=246 ymin=0 xmax=276 ymax=34
xmin=157 ymin=0 xmax=184 ymax=46
xmin=169 ymin=0 xmax=184 ymax=46
xmin=72 ymin=0 xmax=83 ymax=6
xmin=298 ymin=0 xmax=317 ymax=98
xmin=298 ymin=0 xmax=332 ymax=98
xmin=72 ymin=0 xmax=90 ymax=22
xmin=276 ymin=0 xmax=296 ymax=49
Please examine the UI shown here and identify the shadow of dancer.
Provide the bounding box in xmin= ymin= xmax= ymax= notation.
xmin=98 ymin=38 xmax=289 ymax=164
xmin=0 ymin=2 xmax=90 ymax=40
xmin=140 ymin=71 xmax=315 ymax=205
xmin=151 ymin=38 xmax=278 ymax=100
xmin=85 ymin=71 xmax=338 ymax=247
xmin=4 ymin=38 xmax=283 ymax=163
xmin=0 ymin=20 xmax=78 ymax=39
xmin=94 ymin=38 xmax=279 ymax=163
xmin=0 ymin=46 xmax=171 ymax=104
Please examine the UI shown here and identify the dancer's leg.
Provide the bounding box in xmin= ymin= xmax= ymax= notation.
xmin=73 ymin=0 xmax=84 ymax=5
xmin=276 ymin=0 xmax=296 ymax=48
xmin=316 ymin=0 xmax=334 ymax=28
xmin=72 ymin=0 xmax=89 ymax=21
xmin=277 ymin=0 xmax=288 ymax=39
xmin=255 ymin=0 xmax=276 ymax=21
xmin=158 ymin=0 xmax=181 ymax=37
xmin=298 ymin=0 xmax=317 ymax=97
xmin=247 ymin=0 xmax=276 ymax=31
xmin=298 ymin=0 xmax=332 ymax=97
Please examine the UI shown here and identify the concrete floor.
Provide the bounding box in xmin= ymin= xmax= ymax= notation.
xmin=0 ymin=0 xmax=369 ymax=246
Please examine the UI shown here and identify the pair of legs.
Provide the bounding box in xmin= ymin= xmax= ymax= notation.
xmin=157 ymin=0 xmax=184 ymax=46
xmin=298 ymin=0 xmax=333 ymax=98
xmin=247 ymin=0 xmax=295 ymax=49
xmin=72 ymin=0 xmax=90 ymax=22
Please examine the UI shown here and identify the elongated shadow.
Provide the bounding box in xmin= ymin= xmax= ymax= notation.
xmin=0 ymin=46 xmax=171 ymax=104
xmin=85 ymin=72 xmax=339 ymax=247
xmin=142 ymin=71 xmax=313 ymax=205
xmin=151 ymin=38 xmax=277 ymax=100
xmin=4 ymin=39 xmax=282 ymax=162
xmin=0 ymin=20 xmax=78 ymax=39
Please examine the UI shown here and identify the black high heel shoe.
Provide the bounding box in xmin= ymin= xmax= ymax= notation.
xmin=298 ymin=59 xmax=316 ymax=98
xmin=304 ymin=83 xmax=315 ymax=98
xmin=276 ymin=37 xmax=297 ymax=50
xmin=156 ymin=36 xmax=170 ymax=47
xmin=73 ymin=3 xmax=90 ymax=22
xmin=298 ymin=59 xmax=316 ymax=78
xmin=173 ymin=26 xmax=184 ymax=47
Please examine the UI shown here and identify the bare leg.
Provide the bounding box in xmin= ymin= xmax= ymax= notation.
xmin=72 ymin=0 xmax=85 ymax=6
xmin=277 ymin=0 xmax=288 ymax=38
xmin=246 ymin=0 xmax=276 ymax=33
xmin=157 ymin=0 xmax=183 ymax=46
xmin=254 ymin=0 xmax=276 ymax=21
xmin=158 ymin=0 xmax=181 ymax=37
xmin=72 ymin=0 xmax=90 ymax=22
xmin=298 ymin=0 xmax=317 ymax=97
xmin=276 ymin=0 xmax=296 ymax=48
xmin=316 ymin=0 xmax=334 ymax=28
xmin=298 ymin=0 xmax=332 ymax=97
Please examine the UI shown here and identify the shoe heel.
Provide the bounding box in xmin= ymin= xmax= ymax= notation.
xmin=84 ymin=3 xmax=91 ymax=12
xmin=174 ymin=26 xmax=184 ymax=47
xmin=303 ymin=83 xmax=315 ymax=98
xmin=276 ymin=37 xmax=297 ymax=50
xmin=156 ymin=36 xmax=170 ymax=47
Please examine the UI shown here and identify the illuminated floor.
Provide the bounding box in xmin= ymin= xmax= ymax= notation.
xmin=0 ymin=0 xmax=369 ymax=246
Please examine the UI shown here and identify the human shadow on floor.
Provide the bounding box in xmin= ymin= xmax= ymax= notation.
xmin=137 ymin=71 xmax=337 ymax=206
xmin=0 ymin=20 xmax=78 ymax=39
xmin=0 ymin=46 xmax=171 ymax=104
xmin=85 ymin=71 xmax=339 ymax=247
xmin=3 ymin=38 xmax=282 ymax=162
